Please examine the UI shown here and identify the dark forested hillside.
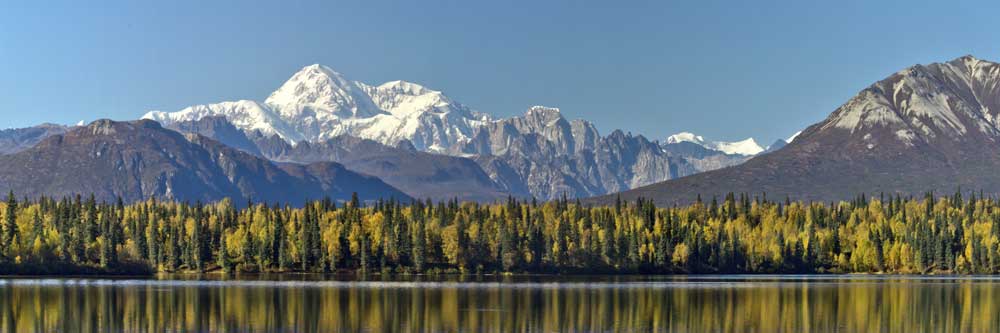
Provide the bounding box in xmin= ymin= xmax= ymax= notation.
xmin=1 ymin=191 xmax=997 ymax=275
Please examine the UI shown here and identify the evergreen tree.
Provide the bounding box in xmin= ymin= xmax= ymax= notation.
xmin=2 ymin=191 xmax=17 ymax=258
xmin=412 ymin=217 xmax=425 ymax=272
xmin=218 ymin=227 xmax=232 ymax=273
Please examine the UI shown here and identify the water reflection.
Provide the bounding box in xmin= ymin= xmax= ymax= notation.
xmin=1 ymin=275 xmax=999 ymax=332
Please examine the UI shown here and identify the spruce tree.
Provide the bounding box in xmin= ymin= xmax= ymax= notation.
xmin=99 ymin=208 xmax=114 ymax=268
xmin=3 ymin=191 xmax=17 ymax=257
xmin=412 ymin=218 xmax=425 ymax=272
xmin=218 ymin=228 xmax=232 ymax=273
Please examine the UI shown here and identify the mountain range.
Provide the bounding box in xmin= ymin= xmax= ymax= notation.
xmin=165 ymin=115 xmax=508 ymax=201
xmin=10 ymin=56 xmax=992 ymax=205
xmin=144 ymin=64 xmax=491 ymax=152
xmin=0 ymin=119 xmax=408 ymax=204
xmin=141 ymin=65 xmax=771 ymax=200
xmin=0 ymin=124 xmax=70 ymax=155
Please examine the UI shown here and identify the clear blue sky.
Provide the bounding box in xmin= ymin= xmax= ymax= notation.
xmin=2 ymin=1 xmax=998 ymax=144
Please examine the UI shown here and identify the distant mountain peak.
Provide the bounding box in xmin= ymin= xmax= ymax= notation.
xmin=296 ymin=64 xmax=349 ymax=83
xmin=264 ymin=64 xmax=381 ymax=120
xmin=665 ymin=132 xmax=705 ymax=145
xmin=951 ymin=54 xmax=984 ymax=68
xmin=712 ymin=137 xmax=764 ymax=155
xmin=522 ymin=106 xmax=565 ymax=125
xmin=146 ymin=63 xmax=489 ymax=151
xmin=527 ymin=105 xmax=561 ymax=113
xmin=664 ymin=132 xmax=764 ymax=156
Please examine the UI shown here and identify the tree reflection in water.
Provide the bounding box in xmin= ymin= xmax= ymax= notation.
xmin=1 ymin=275 xmax=998 ymax=332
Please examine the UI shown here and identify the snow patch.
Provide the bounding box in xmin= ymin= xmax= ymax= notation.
xmin=665 ymin=132 xmax=764 ymax=155
xmin=709 ymin=138 xmax=765 ymax=155
xmin=665 ymin=132 xmax=705 ymax=145
xmin=786 ymin=130 xmax=802 ymax=143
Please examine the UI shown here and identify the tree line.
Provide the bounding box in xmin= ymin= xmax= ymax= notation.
xmin=1 ymin=191 xmax=999 ymax=274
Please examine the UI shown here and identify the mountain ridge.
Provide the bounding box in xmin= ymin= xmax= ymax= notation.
xmin=141 ymin=64 xmax=774 ymax=200
xmin=588 ymin=55 xmax=1000 ymax=205
xmin=0 ymin=119 xmax=410 ymax=204
xmin=145 ymin=64 xmax=490 ymax=152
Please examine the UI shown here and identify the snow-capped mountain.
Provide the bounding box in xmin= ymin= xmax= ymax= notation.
xmin=141 ymin=63 xmax=778 ymax=200
xmin=144 ymin=64 xmax=490 ymax=152
xmin=664 ymin=132 xmax=706 ymax=145
xmin=786 ymin=130 xmax=802 ymax=143
xmin=145 ymin=100 xmax=304 ymax=142
xmin=664 ymin=132 xmax=765 ymax=155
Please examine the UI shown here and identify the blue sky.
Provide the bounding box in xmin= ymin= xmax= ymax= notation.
xmin=2 ymin=1 xmax=998 ymax=144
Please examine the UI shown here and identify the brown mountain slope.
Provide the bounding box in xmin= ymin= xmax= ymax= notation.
xmin=0 ymin=119 xmax=409 ymax=204
xmin=588 ymin=55 xmax=1000 ymax=205
xmin=166 ymin=116 xmax=514 ymax=201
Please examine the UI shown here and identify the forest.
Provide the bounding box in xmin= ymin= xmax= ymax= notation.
xmin=0 ymin=190 xmax=998 ymax=275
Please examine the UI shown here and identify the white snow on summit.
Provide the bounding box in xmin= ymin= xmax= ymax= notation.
xmin=144 ymin=100 xmax=305 ymax=142
xmin=665 ymin=132 xmax=765 ymax=155
xmin=143 ymin=64 xmax=490 ymax=150
xmin=665 ymin=132 xmax=706 ymax=145
xmin=710 ymin=138 xmax=764 ymax=155
xmin=787 ymin=130 xmax=803 ymax=143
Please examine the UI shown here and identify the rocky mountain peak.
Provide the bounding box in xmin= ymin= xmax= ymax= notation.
xmin=815 ymin=55 xmax=1000 ymax=151
xmin=596 ymin=55 xmax=1000 ymax=206
xmin=525 ymin=105 xmax=562 ymax=118
xmin=264 ymin=64 xmax=383 ymax=120
xmin=149 ymin=63 xmax=488 ymax=151
xmin=86 ymin=119 xmax=161 ymax=136
xmin=87 ymin=119 xmax=119 ymax=135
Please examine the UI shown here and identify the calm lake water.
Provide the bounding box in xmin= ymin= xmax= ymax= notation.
xmin=1 ymin=274 xmax=999 ymax=332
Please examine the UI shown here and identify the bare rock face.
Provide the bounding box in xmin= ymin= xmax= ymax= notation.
xmin=165 ymin=116 xmax=262 ymax=156
xmin=659 ymin=141 xmax=752 ymax=173
xmin=452 ymin=107 xmax=696 ymax=199
xmin=592 ymin=55 xmax=1000 ymax=205
xmin=0 ymin=119 xmax=409 ymax=204
xmin=166 ymin=116 xmax=510 ymax=202
xmin=167 ymin=108 xmax=712 ymax=201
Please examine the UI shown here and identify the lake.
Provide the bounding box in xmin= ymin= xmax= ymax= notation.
xmin=1 ymin=275 xmax=998 ymax=332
